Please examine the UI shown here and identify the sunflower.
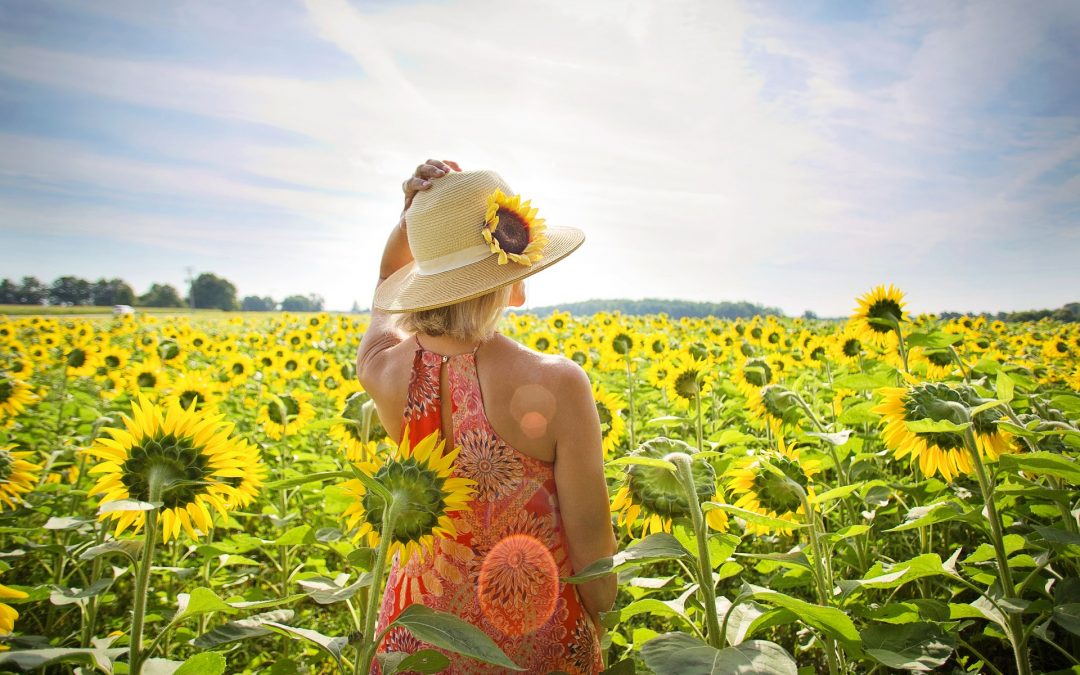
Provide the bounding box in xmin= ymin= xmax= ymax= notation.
xmin=732 ymin=357 xmax=774 ymax=396
xmin=164 ymin=370 xmax=222 ymax=414
xmin=851 ymin=284 xmax=908 ymax=349
xmin=341 ymin=426 xmax=476 ymax=563
xmin=257 ymin=389 xmax=315 ymax=440
xmin=610 ymin=437 xmax=726 ymax=537
xmin=592 ymin=381 xmax=627 ymax=457
xmin=329 ymin=391 xmax=386 ymax=462
xmin=127 ymin=358 xmax=171 ymax=396
xmin=81 ymin=393 xmax=265 ymax=543
xmin=62 ymin=343 xmax=100 ymax=378
xmin=830 ymin=324 xmax=865 ymax=367
xmin=93 ymin=347 xmax=129 ymax=382
xmin=0 ymin=445 xmax=42 ymax=510
xmin=726 ymin=435 xmax=819 ymax=536
xmin=665 ymin=351 xmax=713 ymax=411
xmin=222 ymin=353 xmax=255 ymax=385
xmin=0 ymin=573 xmax=27 ymax=638
xmin=481 ymin=189 xmax=548 ymax=266
xmin=910 ymin=347 xmax=956 ymax=380
xmin=562 ymin=338 xmax=592 ymax=368
xmin=0 ymin=375 xmax=36 ymax=423
xmin=871 ymin=383 xmax=1015 ymax=482
xmin=546 ymin=310 xmax=572 ymax=334
xmin=529 ymin=331 xmax=558 ymax=354
xmin=747 ymin=384 xmax=802 ymax=433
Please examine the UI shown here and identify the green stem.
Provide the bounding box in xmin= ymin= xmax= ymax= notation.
xmin=694 ymin=392 xmax=704 ymax=453
xmin=797 ymin=489 xmax=841 ymax=675
xmin=961 ymin=425 xmax=1031 ymax=675
xmin=947 ymin=346 xmax=971 ymax=383
xmin=359 ymin=499 xmax=400 ymax=671
xmin=129 ymin=465 xmax=167 ymax=675
xmin=670 ymin=454 xmax=721 ymax=648
xmin=891 ymin=319 xmax=909 ymax=374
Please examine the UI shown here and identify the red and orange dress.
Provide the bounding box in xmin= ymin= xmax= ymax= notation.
xmin=373 ymin=334 xmax=603 ymax=674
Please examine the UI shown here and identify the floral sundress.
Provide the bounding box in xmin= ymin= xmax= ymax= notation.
xmin=372 ymin=334 xmax=603 ymax=674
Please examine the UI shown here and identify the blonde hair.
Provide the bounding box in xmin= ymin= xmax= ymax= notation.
xmin=397 ymin=283 xmax=514 ymax=342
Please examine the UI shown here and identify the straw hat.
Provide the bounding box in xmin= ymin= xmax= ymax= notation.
xmin=373 ymin=169 xmax=585 ymax=313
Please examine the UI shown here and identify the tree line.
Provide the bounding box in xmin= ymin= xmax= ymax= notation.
xmin=528 ymin=297 xmax=785 ymax=319
xmin=0 ymin=274 xmax=325 ymax=312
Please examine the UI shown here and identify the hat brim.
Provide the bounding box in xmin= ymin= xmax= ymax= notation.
xmin=373 ymin=225 xmax=584 ymax=313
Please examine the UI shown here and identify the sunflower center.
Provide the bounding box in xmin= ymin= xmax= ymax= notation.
xmin=596 ymin=402 xmax=613 ymax=431
xmin=492 ymin=209 xmax=530 ymax=255
xmin=0 ymin=450 xmax=14 ymax=480
xmin=750 ymin=455 xmax=807 ymax=515
xmin=178 ymin=390 xmax=205 ymax=411
xmin=570 ymin=350 xmax=588 ymax=366
xmin=137 ymin=371 xmax=158 ymax=388
xmin=231 ymin=362 xmax=247 ymax=375
xmin=867 ymin=299 xmax=904 ymax=333
xmin=268 ymin=396 xmax=301 ymax=425
xmin=159 ymin=340 xmax=180 ymax=361
xmin=926 ymin=350 xmax=952 ymax=367
xmin=842 ymin=338 xmax=861 ymax=358
xmin=743 ymin=359 xmax=772 ymax=387
xmin=105 ymin=355 xmax=121 ymax=368
xmin=67 ymin=348 xmax=87 ymax=368
xmin=612 ymin=333 xmax=634 ymax=355
xmin=535 ymin=337 xmax=550 ymax=351
xmin=120 ymin=433 xmax=210 ymax=508
xmin=761 ymin=385 xmax=795 ymax=420
xmin=0 ymin=378 xmax=13 ymax=404
xmin=363 ymin=458 xmax=447 ymax=545
xmin=674 ymin=369 xmax=700 ymax=399
xmin=750 ymin=327 xmax=763 ymax=340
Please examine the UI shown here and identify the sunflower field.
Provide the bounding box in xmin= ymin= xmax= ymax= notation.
xmin=0 ymin=285 xmax=1078 ymax=675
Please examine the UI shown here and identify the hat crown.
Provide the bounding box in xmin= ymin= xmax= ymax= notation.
xmin=407 ymin=169 xmax=512 ymax=264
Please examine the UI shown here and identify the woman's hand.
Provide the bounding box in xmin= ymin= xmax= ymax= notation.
xmin=400 ymin=158 xmax=462 ymax=229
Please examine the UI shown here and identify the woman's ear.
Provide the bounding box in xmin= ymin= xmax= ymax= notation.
xmin=509 ymin=280 xmax=526 ymax=308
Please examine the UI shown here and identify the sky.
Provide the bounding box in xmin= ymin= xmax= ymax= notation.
xmin=0 ymin=0 xmax=1077 ymax=317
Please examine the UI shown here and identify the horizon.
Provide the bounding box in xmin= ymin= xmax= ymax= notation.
xmin=1 ymin=1 xmax=1078 ymax=317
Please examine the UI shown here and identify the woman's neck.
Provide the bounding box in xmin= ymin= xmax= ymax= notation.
xmin=415 ymin=331 xmax=495 ymax=356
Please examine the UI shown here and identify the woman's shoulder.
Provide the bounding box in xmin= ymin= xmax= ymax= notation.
xmin=490 ymin=333 xmax=591 ymax=399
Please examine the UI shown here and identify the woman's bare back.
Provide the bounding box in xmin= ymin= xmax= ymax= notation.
xmin=369 ymin=331 xmax=572 ymax=463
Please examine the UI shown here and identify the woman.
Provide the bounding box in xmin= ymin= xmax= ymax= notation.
xmin=355 ymin=159 xmax=618 ymax=674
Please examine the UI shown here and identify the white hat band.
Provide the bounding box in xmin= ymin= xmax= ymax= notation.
xmin=415 ymin=243 xmax=493 ymax=276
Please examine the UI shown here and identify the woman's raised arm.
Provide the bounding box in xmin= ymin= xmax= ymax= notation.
xmin=356 ymin=159 xmax=461 ymax=388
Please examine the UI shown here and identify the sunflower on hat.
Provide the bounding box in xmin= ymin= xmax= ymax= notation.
xmin=482 ymin=189 xmax=548 ymax=266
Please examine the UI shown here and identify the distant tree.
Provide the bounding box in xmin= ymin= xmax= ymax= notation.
xmin=49 ymin=276 xmax=93 ymax=306
xmin=802 ymin=310 xmax=819 ymax=320
xmin=91 ymin=278 xmax=135 ymax=306
xmin=190 ymin=273 xmax=237 ymax=311
xmin=241 ymin=296 xmax=277 ymax=311
xmin=137 ymin=283 xmax=186 ymax=308
xmin=0 ymin=279 xmax=17 ymax=304
xmin=17 ymin=277 xmax=48 ymax=305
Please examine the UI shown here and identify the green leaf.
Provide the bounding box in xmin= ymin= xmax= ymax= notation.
xmin=808 ymin=484 xmax=859 ymax=505
xmin=861 ymin=622 xmax=955 ymax=671
xmin=607 ymin=456 xmax=677 ymax=472
xmin=98 ymin=499 xmax=162 ymax=514
xmin=274 ymin=525 xmax=314 ymax=546
xmin=297 ymin=575 xmax=368 ymax=604
xmin=904 ymin=419 xmax=970 ymax=433
xmin=175 ymin=652 xmax=226 ymax=675
xmin=1053 ymin=603 xmax=1080 ymax=637
xmin=264 ymin=470 xmax=355 ymax=491
xmin=646 ymin=415 xmax=687 ymax=428
xmin=50 ymin=578 xmax=114 ymax=606
xmin=173 ymin=587 xmax=238 ymax=624
xmin=886 ymin=500 xmax=973 ymax=532
xmin=0 ymin=647 xmax=125 ymax=671
xmin=806 ymin=430 xmax=853 ymax=447
xmin=43 ymin=516 xmax=92 ymax=530
xmin=705 ymin=504 xmax=806 ymax=531
xmin=380 ymin=649 xmax=451 ymax=675
xmin=839 ymin=554 xmax=957 ymax=597
xmin=563 ymin=533 xmax=693 ymax=583
xmin=995 ymin=371 xmax=1014 ymax=404
xmin=999 ymin=452 xmax=1080 ymax=485
xmin=906 ymin=332 xmax=963 ymax=349
xmin=391 ymin=605 xmax=524 ymax=671
xmin=262 ymin=622 xmax=348 ymax=671
xmin=192 ymin=609 xmax=295 ymax=648
xmin=640 ymin=632 xmax=797 ymax=675
xmin=742 ymin=584 xmax=860 ymax=646
xmin=833 ymin=372 xmax=895 ymax=390
xmin=79 ymin=539 xmax=143 ymax=563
